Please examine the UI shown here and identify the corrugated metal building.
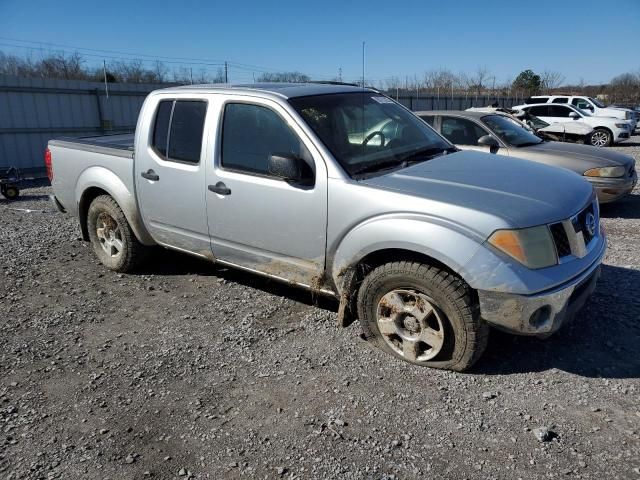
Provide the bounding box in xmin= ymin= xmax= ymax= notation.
xmin=0 ymin=75 xmax=168 ymax=175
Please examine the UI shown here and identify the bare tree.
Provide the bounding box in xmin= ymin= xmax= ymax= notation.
xmin=540 ymin=70 xmax=565 ymax=91
xmin=256 ymin=71 xmax=310 ymax=83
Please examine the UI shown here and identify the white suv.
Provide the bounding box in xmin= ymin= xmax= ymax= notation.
xmin=513 ymin=103 xmax=632 ymax=147
xmin=524 ymin=95 xmax=637 ymax=129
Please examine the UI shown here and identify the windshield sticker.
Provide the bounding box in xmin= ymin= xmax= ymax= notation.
xmin=371 ymin=96 xmax=395 ymax=104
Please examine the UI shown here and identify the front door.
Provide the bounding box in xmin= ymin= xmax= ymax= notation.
xmin=205 ymin=97 xmax=328 ymax=287
xmin=135 ymin=98 xmax=211 ymax=256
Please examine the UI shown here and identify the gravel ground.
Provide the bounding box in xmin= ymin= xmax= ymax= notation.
xmin=1 ymin=139 xmax=639 ymax=480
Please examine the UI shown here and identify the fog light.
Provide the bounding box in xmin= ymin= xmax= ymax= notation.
xmin=529 ymin=306 xmax=551 ymax=329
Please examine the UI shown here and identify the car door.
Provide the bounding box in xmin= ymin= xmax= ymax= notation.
xmin=527 ymin=105 xmax=552 ymax=124
xmin=135 ymin=98 xmax=211 ymax=256
xmin=205 ymin=96 xmax=328 ymax=287
xmin=439 ymin=116 xmax=492 ymax=152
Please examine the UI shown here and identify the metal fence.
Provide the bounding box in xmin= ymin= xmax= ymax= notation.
xmin=394 ymin=94 xmax=521 ymax=111
xmin=0 ymin=75 xmax=169 ymax=175
xmin=0 ymin=75 xmax=527 ymax=175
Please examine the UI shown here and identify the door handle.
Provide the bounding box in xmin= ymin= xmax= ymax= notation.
xmin=141 ymin=169 xmax=160 ymax=181
xmin=208 ymin=182 xmax=231 ymax=195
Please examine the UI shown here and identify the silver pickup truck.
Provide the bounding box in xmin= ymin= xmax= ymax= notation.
xmin=48 ymin=83 xmax=606 ymax=371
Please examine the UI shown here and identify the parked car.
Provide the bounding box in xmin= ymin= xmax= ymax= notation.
xmin=524 ymin=95 xmax=637 ymax=129
xmin=418 ymin=110 xmax=636 ymax=203
xmin=512 ymin=103 xmax=633 ymax=147
xmin=466 ymin=107 xmax=595 ymax=144
xmin=48 ymin=84 xmax=606 ymax=371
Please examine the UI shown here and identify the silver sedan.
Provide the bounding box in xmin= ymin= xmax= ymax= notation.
xmin=417 ymin=110 xmax=637 ymax=203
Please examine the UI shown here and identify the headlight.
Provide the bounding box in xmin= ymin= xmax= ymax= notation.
xmin=487 ymin=226 xmax=557 ymax=269
xmin=615 ymin=123 xmax=628 ymax=129
xmin=584 ymin=166 xmax=626 ymax=177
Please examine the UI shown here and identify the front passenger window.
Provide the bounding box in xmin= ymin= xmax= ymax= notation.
xmin=440 ymin=117 xmax=487 ymax=145
xmin=222 ymin=103 xmax=309 ymax=177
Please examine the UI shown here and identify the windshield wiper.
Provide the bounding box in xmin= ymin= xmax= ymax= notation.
xmin=351 ymin=158 xmax=406 ymax=175
xmin=399 ymin=146 xmax=457 ymax=164
xmin=352 ymin=146 xmax=457 ymax=176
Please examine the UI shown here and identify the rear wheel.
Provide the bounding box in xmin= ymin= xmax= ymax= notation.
xmin=1 ymin=185 xmax=19 ymax=199
xmin=357 ymin=261 xmax=489 ymax=372
xmin=590 ymin=128 xmax=612 ymax=147
xmin=87 ymin=195 xmax=146 ymax=272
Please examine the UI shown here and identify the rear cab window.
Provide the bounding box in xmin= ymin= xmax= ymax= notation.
xmin=151 ymin=99 xmax=207 ymax=164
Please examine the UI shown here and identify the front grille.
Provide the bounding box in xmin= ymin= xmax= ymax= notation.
xmin=549 ymin=201 xmax=598 ymax=260
xmin=550 ymin=223 xmax=571 ymax=257
xmin=575 ymin=203 xmax=596 ymax=244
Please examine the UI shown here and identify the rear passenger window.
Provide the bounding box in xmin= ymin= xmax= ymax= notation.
xmin=221 ymin=103 xmax=306 ymax=176
xmin=168 ymin=101 xmax=207 ymax=163
xmin=151 ymin=100 xmax=207 ymax=163
xmin=552 ymin=98 xmax=569 ymax=103
xmin=152 ymin=100 xmax=172 ymax=157
xmin=528 ymin=106 xmax=548 ymax=116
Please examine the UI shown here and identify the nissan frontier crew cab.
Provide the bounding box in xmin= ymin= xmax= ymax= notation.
xmin=48 ymin=83 xmax=606 ymax=371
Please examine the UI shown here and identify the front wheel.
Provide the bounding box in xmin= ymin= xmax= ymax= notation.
xmin=589 ymin=128 xmax=612 ymax=147
xmin=357 ymin=261 xmax=489 ymax=371
xmin=87 ymin=195 xmax=146 ymax=272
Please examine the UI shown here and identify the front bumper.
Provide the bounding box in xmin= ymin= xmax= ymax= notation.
xmin=477 ymin=235 xmax=606 ymax=336
xmin=589 ymin=172 xmax=638 ymax=204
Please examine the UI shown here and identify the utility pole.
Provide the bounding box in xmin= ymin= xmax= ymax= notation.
xmin=190 ymin=68 xmax=193 ymax=85
xmin=361 ymin=42 xmax=365 ymax=88
xmin=338 ymin=67 xmax=342 ymax=82
xmin=224 ymin=61 xmax=228 ymax=83
xmin=103 ymin=60 xmax=109 ymax=99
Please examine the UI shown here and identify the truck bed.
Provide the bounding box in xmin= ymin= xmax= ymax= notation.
xmin=50 ymin=133 xmax=135 ymax=158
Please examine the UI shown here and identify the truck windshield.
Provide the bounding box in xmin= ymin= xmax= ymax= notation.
xmin=289 ymin=92 xmax=453 ymax=177
xmin=589 ymin=97 xmax=606 ymax=108
xmin=482 ymin=115 xmax=543 ymax=147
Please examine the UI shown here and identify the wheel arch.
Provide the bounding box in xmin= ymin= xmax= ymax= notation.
xmin=76 ymin=167 xmax=154 ymax=245
xmin=330 ymin=218 xmax=484 ymax=327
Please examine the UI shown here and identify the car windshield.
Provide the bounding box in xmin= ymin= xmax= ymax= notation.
xmin=589 ymin=97 xmax=606 ymax=108
xmin=482 ymin=114 xmax=543 ymax=147
xmin=289 ymin=92 xmax=453 ymax=177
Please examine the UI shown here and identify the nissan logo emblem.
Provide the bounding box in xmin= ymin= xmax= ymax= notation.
xmin=585 ymin=212 xmax=596 ymax=236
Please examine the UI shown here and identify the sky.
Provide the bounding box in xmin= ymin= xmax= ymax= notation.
xmin=0 ymin=0 xmax=638 ymax=86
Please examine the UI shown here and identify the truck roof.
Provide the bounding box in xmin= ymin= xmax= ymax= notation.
xmin=158 ymin=82 xmax=372 ymax=99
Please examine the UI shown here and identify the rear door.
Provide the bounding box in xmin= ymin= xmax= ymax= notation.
xmin=205 ymin=96 xmax=328 ymax=286
xmin=527 ymin=105 xmax=552 ymax=124
xmin=135 ymin=97 xmax=211 ymax=256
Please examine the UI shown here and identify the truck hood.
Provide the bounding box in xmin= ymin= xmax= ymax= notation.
xmin=516 ymin=141 xmax=635 ymax=171
xmin=361 ymin=150 xmax=593 ymax=228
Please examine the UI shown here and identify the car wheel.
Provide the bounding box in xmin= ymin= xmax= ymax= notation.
xmin=1 ymin=185 xmax=19 ymax=199
xmin=357 ymin=261 xmax=489 ymax=371
xmin=87 ymin=195 xmax=146 ymax=272
xmin=590 ymin=128 xmax=612 ymax=147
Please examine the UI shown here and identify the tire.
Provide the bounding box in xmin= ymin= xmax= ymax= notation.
xmin=87 ymin=195 xmax=146 ymax=272
xmin=589 ymin=128 xmax=612 ymax=147
xmin=2 ymin=185 xmax=19 ymax=199
xmin=357 ymin=261 xmax=489 ymax=372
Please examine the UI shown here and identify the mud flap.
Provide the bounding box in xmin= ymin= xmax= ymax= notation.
xmin=336 ymin=268 xmax=358 ymax=328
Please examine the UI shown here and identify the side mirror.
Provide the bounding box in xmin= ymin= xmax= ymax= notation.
xmin=568 ymin=112 xmax=579 ymax=119
xmin=477 ymin=135 xmax=499 ymax=147
xmin=268 ymin=153 xmax=307 ymax=183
